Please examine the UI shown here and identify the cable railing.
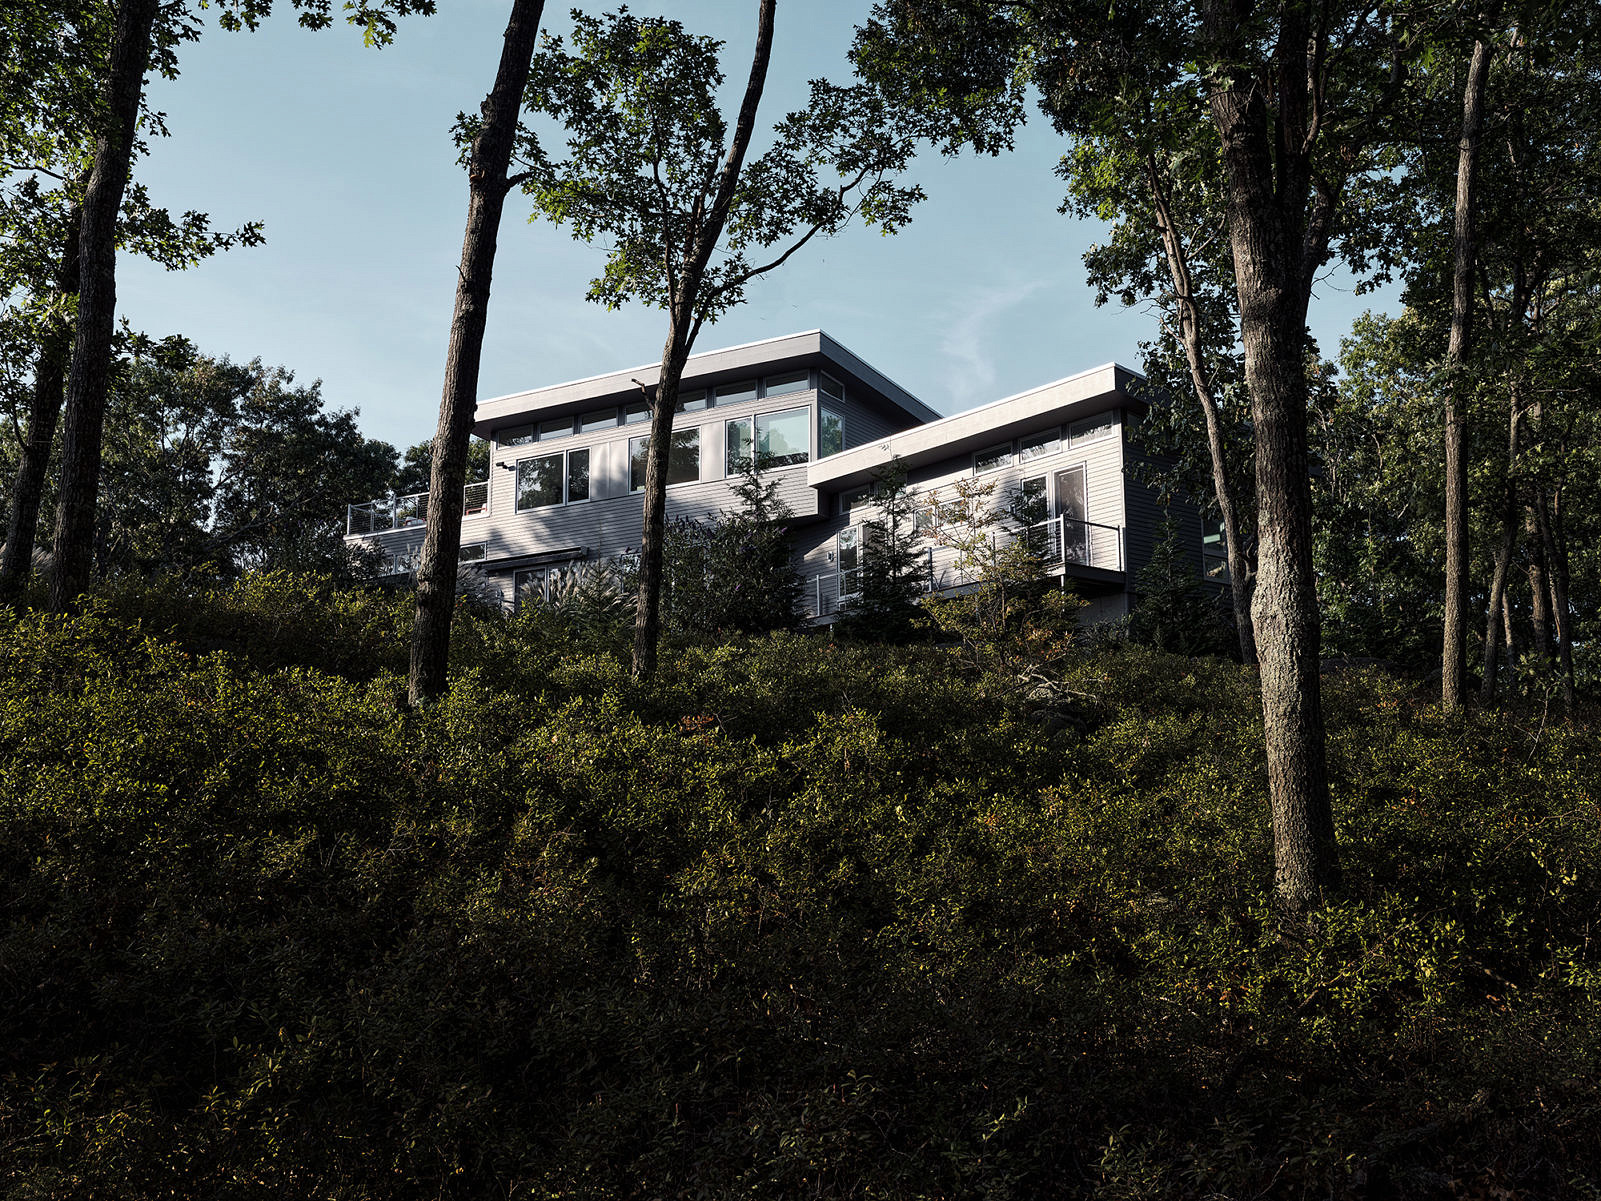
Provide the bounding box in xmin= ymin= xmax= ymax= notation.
xmin=347 ymin=480 xmax=489 ymax=536
xmin=803 ymin=517 xmax=1124 ymax=619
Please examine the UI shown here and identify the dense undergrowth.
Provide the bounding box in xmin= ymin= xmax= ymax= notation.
xmin=1 ymin=573 xmax=1597 ymax=1199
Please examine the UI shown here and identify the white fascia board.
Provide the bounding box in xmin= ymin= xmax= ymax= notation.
xmin=806 ymin=362 xmax=1141 ymax=492
xmin=472 ymin=329 xmax=933 ymax=435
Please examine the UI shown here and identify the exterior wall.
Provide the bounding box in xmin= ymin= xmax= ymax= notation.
xmin=344 ymin=339 xmax=1214 ymax=627
xmin=793 ymin=410 xmax=1132 ymax=620
xmin=1119 ymin=427 xmax=1207 ymax=589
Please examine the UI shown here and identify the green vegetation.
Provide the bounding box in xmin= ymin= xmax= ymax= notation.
xmin=2 ymin=574 xmax=1597 ymax=1198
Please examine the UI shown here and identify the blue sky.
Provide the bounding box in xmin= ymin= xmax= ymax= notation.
xmin=119 ymin=0 xmax=1396 ymax=454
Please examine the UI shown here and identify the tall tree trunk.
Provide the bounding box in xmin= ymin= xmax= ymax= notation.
xmin=1442 ymin=33 xmax=1493 ymax=709
xmin=0 ymin=212 xmax=82 ymax=603
xmin=1525 ymin=503 xmax=1551 ymax=658
xmin=47 ymin=0 xmax=159 ymax=612
xmin=1479 ymin=514 xmax=1517 ymax=703
xmin=1206 ymin=0 xmax=1338 ymax=912
xmin=408 ymin=0 xmax=546 ymax=706
xmin=1479 ymin=391 xmax=1522 ymax=704
xmin=1533 ymin=495 xmax=1575 ymax=711
xmin=1145 ymin=155 xmax=1256 ymax=665
xmin=631 ymin=0 xmax=775 ymax=679
xmin=631 ymin=321 xmax=691 ymax=679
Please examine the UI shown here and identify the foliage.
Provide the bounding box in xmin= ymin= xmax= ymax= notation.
xmin=0 ymin=583 xmax=1597 ymax=1197
xmin=1128 ymin=514 xmax=1234 ymax=658
xmin=513 ymin=9 xmax=923 ymax=330
xmin=835 ymin=458 xmax=927 ymax=644
xmin=660 ymin=464 xmax=801 ymax=637
xmin=391 ymin=436 xmax=489 ymax=496
xmin=922 ymin=473 xmax=1082 ymax=665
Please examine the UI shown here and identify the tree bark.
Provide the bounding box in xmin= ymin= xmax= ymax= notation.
xmin=1205 ymin=0 xmax=1338 ymax=912
xmin=1525 ymin=503 xmax=1551 ymax=659
xmin=1479 ymin=394 xmax=1522 ymax=704
xmin=47 ymin=0 xmax=159 ymax=612
xmin=0 ymin=211 xmax=81 ymax=603
xmin=1533 ymin=494 xmax=1575 ymax=712
xmin=1145 ymin=155 xmax=1256 ymax=665
xmin=408 ymin=0 xmax=546 ymax=706
xmin=1442 ymin=33 xmax=1493 ymax=710
xmin=631 ymin=0 xmax=775 ymax=679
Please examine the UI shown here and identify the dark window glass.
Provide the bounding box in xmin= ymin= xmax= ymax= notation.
xmin=715 ymin=380 xmax=757 ymax=405
xmin=819 ymin=408 xmax=844 ymax=457
xmin=763 ymin=370 xmax=809 ymax=397
xmin=623 ymin=401 xmax=650 ymax=425
xmin=580 ymin=409 xmax=616 ymax=433
xmin=497 ymin=423 xmax=535 ymax=448
xmin=630 ymin=429 xmax=701 ymax=491
xmin=567 ymin=448 xmax=590 ymax=503
xmin=516 ymin=454 xmax=563 ymax=510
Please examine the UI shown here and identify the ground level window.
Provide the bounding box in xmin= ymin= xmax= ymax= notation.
xmin=630 ymin=428 xmax=702 ymax=491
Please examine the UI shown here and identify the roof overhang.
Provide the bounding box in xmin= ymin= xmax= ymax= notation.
xmin=472 ymin=329 xmax=937 ymax=437
xmin=806 ymin=362 xmax=1145 ymax=493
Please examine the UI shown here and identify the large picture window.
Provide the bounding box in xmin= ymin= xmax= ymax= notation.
xmin=517 ymin=448 xmax=588 ymax=511
xmin=516 ymin=454 xmax=564 ymax=510
xmin=725 ymin=407 xmax=810 ymax=471
xmin=630 ymin=428 xmax=701 ymax=491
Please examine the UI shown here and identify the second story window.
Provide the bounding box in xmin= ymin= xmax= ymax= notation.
xmin=763 ymin=369 xmax=809 ymax=397
xmin=974 ymin=442 xmax=1014 ymax=474
xmin=715 ymin=380 xmax=757 ymax=406
xmin=630 ymin=428 xmax=702 ymax=491
xmin=819 ymin=408 xmax=844 ymax=458
xmin=726 ymin=407 xmax=810 ymax=472
xmin=538 ymin=416 xmax=573 ymax=441
xmin=497 ymin=423 xmax=535 ymax=448
xmin=516 ymin=453 xmax=563 ymax=510
xmin=1020 ymin=428 xmax=1061 ymax=462
xmin=516 ymin=447 xmax=589 ymax=511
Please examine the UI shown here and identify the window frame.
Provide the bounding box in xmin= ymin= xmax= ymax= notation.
xmin=515 ymin=447 xmax=589 ymax=511
xmin=629 ymin=427 xmax=702 ymax=492
xmin=819 ymin=407 xmax=844 ymax=458
xmin=974 ymin=442 xmax=1015 ymax=474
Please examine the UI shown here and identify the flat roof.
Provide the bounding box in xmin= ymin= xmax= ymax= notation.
xmin=806 ymin=361 xmax=1143 ymax=491
xmin=471 ymin=329 xmax=939 ymax=436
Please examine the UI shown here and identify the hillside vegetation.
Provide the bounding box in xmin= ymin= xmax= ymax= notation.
xmin=2 ymin=574 xmax=1597 ymax=1199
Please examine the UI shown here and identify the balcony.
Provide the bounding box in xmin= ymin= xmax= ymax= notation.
xmin=803 ymin=516 xmax=1124 ymax=619
xmin=346 ymin=480 xmax=489 ymax=537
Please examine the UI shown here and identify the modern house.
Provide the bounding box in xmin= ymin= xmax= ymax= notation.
xmin=344 ymin=330 xmax=1213 ymax=623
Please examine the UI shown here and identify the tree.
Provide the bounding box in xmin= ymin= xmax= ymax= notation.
xmin=210 ymin=364 xmax=397 ymax=576
xmin=853 ymin=0 xmax=1428 ymax=908
xmin=407 ymin=0 xmax=545 ymax=707
xmin=836 ymin=459 xmax=927 ymax=644
xmin=517 ymin=2 xmax=923 ymax=678
xmin=1129 ymin=514 xmax=1233 ymax=656
xmin=392 ymin=436 xmax=489 ymax=497
xmin=661 ymin=464 xmax=802 ymax=636
xmin=1441 ymin=23 xmax=1495 ymax=710
xmin=38 ymin=0 xmax=433 ymax=613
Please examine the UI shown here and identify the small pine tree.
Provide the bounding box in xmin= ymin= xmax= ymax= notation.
xmin=1128 ymin=515 xmax=1233 ymax=656
xmin=835 ymin=458 xmax=928 ymax=643
xmin=662 ymin=463 xmax=801 ymax=635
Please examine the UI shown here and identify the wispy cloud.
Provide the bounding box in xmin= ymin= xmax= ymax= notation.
xmin=937 ymin=278 xmax=1048 ymax=409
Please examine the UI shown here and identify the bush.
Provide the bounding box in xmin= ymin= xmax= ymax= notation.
xmin=1 ymin=592 xmax=1597 ymax=1198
